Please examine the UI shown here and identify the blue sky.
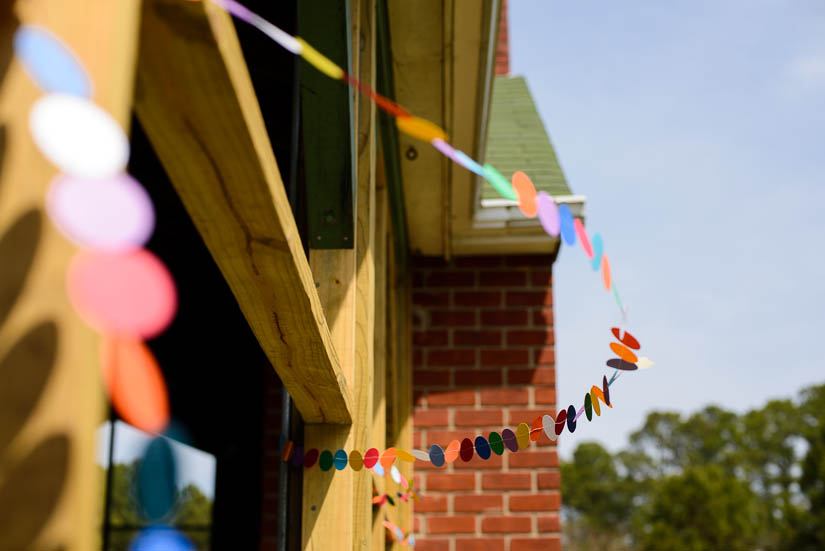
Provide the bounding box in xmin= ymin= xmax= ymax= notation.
xmin=509 ymin=1 xmax=825 ymax=458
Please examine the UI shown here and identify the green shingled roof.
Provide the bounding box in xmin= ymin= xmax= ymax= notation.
xmin=482 ymin=76 xmax=571 ymax=200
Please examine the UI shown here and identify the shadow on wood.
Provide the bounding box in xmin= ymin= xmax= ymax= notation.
xmin=0 ymin=208 xmax=42 ymax=328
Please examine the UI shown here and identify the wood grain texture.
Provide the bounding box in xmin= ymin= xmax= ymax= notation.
xmin=134 ymin=0 xmax=351 ymax=424
xmin=0 ymin=1 xmax=142 ymax=548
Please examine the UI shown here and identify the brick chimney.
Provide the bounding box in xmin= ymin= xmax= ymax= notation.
xmin=495 ymin=0 xmax=509 ymax=76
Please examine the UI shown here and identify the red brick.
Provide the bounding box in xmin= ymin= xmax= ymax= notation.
xmin=505 ymin=255 xmax=552 ymax=267
xmin=453 ymin=330 xmax=502 ymax=346
xmin=481 ymin=349 xmax=529 ymax=366
xmin=530 ymin=270 xmax=553 ymax=287
xmin=454 ymin=494 xmax=503 ymax=512
xmin=532 ymin=308 xmax=554 ymax=326
xmin=506 ymin=291 xmax=552 ymax=307
xmin=430 ymin=310 xmax=477 ymax=327
xmin=427 ymin=473 xmax=476 ymax=491
xmin=414 ymin=330 xmax=449 ymax=346
xmin=413 ymin=292 xmax=450 ymax=307
xmin=511 ymin=537 xmax=561 ymax=551
xmin=453 ymin=453 xmax=504 ymax=470
xmin=415 ymin=494 xmax=448 ymax=513
xmin=415 ymin=538 xmax=450 ymax=551
xmin=427 ymin=390 xmax=476 ymax=407
xmin=479 ymin=271 xmax=527 ymax=286
xmin=534 ymin=347 xmax=555 ymax=365
xmin=414 ymin=370 xmax=451 ymax=387
xmin=454 ymin=538 xmax=505 ymax=551
xmin=454 ymin=409 xmax=503 ymax=427
xmin=535 ymin=388 xmax=556 ymax=405
xmin=480 ymin=310 xmax=528 ymax=326
xmin=414 ymin=516 xmax=421 ymax=532
xmin=481 ymin=516 xmax=532 ymax=533
xmin=427 ymin=430 xmax=475 ymax=445
xmin=425 ymin=271 xmax=475 ymax=287
xmin=510 ymin=451 xmax=559 ymax=468
xmin=414 ymin=409 xmax=449 ymax=427
xmin=428 ymin=349 xmax=476 ymax=366
xmin=481 ymin=388 xmax=528 ymax=406
xmin=454 ymin=257 xmax=503 ymax=268
xmin=538 ymin=472 xmax=561 ymax=489
xmin=428 ymin=516 xmax=476 ymax=534
xmin=510 ymin=493 xmax=561 ymax=512
xmin=507 ymin=330 xmax=554 ymax=346
xmin=414 ymin=391 xmax=425 ymax=406
xmin=538 ymin=514 xmax=561 ymax=532
xmin=413 ymin=431 xmax=422 ymax=448
xmin=454 ymin=291 xmax=501 ymax=307
xmin=508 ymin=409 xmax=552 ymax=425
xmin=482 ymin=473 xmax=532 ymax=490
xmin=414 ymin=349 xmax=424 ymax=366
xmin=508 ymin=367 xmax=555 ymax=385
xmin=454 ymin=369 xmax=502 ymax=387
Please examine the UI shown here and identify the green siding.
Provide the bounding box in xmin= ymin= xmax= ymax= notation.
xmin=482 ymin=76 xmax=571 ymax=200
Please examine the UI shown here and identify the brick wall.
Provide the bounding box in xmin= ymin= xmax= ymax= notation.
xmin=495 ymin=0 xmax=510 ymax=76
xmin=412 ymin=255 xmax=562 ymax=551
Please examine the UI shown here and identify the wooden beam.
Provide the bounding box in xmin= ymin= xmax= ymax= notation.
xmin=134 ymin=0 xmax=351 ymax=424
xmin=0 ymin=1 xmax=141 ymax=548
xmin=299 ymin=0 xmax=355 ymax=249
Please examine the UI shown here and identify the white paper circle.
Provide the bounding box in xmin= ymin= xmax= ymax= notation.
xmin=373 ymin=462 xmax=385 ymax=477
xmin=47 ymin=173 xmax=154 ymax=251
xmin=30 ymin=93 xmax=129 ymax=179
xmin=390 ymin=465 xmax=401 ymax=484
xmin=542 ymin=414 xmax=557 ymax=441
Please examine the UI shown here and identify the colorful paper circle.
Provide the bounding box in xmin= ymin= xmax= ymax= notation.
xmin=428 ymin=444 xmax=445 ymax=468
xmin=516 ymin=422 xmax=530 ymax=449
xmin=137 ymin=437 xmax=177 ymax=521
xmin=590 ymin=234 xmax=604 ymax=270
xmin=536 ymin=191 xmax=560 ymax=237
xmin=542 ymin=414 xmax=557 ymax=441
xmin=554 ymin=409 xmax=567 ymax=435
xmin=460 ymin=438 xmax=474 ymax=462
xmin=363 ymin=448 xmax=379 ymax=469
xmin=390 ymin=465 xmax=401 ymax=483
xmin=512 ymin=170 xmax=538 ymax=217
xmin=29 ymin=93 xmax=129 ymax=179
xmin=501 ymin=428 xmax=519 ymax=452
xmin=395 ymin=449 xmax=415 ymax=463
xmin=607 ymin=358 xmax=638 ymax=371
xmin=609 ymin=342 xmax=638 ymax=363
xmin=349 ymin=450 xmax=363 ymax=471
xmin=611 ymin=327 xmax=641 ymax=349
xmin=574 ymin=218 xmax=593 ymax=258
xmin=291 ymin=446 xmax=304 ymax=467
xmin=559 ymin=204 xmax=576 ymax=245
xmin=584 ymin=393 xmax=593 ymax=421
xmin=488 ymin=432 xmax=504 ymax=455
xmin=14 ymin=26 xmax=92 ymax=97
xmin=46 ymin=173 xmax=154 ymax=251
xmin=318 ymin=450 xmax=334 ymax=471
xmin=67 ymin=249 xmax=177 ymax=339
xmin=380 ymin=448 xmax=396 ymax=470
xmin=100 ymin=337 xmax=170 ymax=433
xmin=475 ymin=436 xmax=491 ymax=460
xmin=530 ymin=416 xmax=543 ymax=442
xmin=304 ymin=449 xmax=319 ymax=468
xmin=566 ymin=405 xmax=577 ymax=433
xmin=445 ymin=439 xmax=461 ymax=463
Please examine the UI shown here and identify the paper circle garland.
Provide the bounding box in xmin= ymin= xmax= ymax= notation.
xmin=46 ymin=173 xmax=155 ymax=251
xmin=14 ymin=25 xmax=92 ymax=97
xmin=29 ymin=93 xmax=129 ymax=179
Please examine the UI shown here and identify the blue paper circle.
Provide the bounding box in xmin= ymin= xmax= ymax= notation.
xmin=129 ymin=525 xmax=195 ymax=551
xmin=137 ymin=438 xmax=177 ymax=521
xmin=474 ymin=436 xmax=491 ymax=460
xmin=566 ymin=405 xmax=578 ymax=433
xmin=559 ymin=204 xmax=576 ymax=246
xmin=14 ymin=26 xmax=92 ymax=97
xmin=333 ymin=449 xmax=348 ymax=470
xmin=590 ymin=234 xmax=604 ymax=271
xmin=428 ymin=444 xmax=445 ymax=467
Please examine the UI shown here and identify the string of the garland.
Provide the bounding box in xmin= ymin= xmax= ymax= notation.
xmin=205 ymin=0 xmax=656 ymax=469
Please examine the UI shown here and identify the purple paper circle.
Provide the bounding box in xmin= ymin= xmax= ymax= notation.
xmin=47 ymin=173 xmax=154 ymax=251
xmin=536 ymin=191 xmax=560 ymax=237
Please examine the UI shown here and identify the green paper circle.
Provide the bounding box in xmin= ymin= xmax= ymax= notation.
xmin=584 ymin=393 xmax=593 ymax=421
xmin=319 ymin=450 xmax=334 ymax=471
xmin=488 ymin=432 xmax=504 ymax=455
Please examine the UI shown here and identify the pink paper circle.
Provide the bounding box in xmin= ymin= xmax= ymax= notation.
xmin=47 ymin=173 xmax=154 ymax=251
xmin=536 ymin=191 xmax=560 ymax=237
xmin=67 ymin=249 xmax=177 ymax=338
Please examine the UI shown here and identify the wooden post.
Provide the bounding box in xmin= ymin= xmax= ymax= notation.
xmin=0 ymin=1 xmax=141 ymax=548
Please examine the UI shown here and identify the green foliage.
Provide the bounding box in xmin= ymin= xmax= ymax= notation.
xmin=562 ymin=383 xmax=825 ymax=551
xmin=99 ymin=461 xmax=213 ymax=551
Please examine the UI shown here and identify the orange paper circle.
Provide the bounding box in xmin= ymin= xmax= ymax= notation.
xmin=380 ymin=447 xmax=396 ymax=470
xmin=444 ymin=440 xmax=461 ymax=463
xmin=512 ymin=170 xmax=538 ymax=217
xmin=601 ymin=254 xmax=611 ymax=291
xmin=100 ymin=337 xmax=170 ymax=433
xmin=609 ymin=342 xmax=638 ymax=363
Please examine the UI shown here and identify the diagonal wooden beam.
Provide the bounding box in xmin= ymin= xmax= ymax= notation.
xmin=134 ymin=0 xmax=352 ymax=423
